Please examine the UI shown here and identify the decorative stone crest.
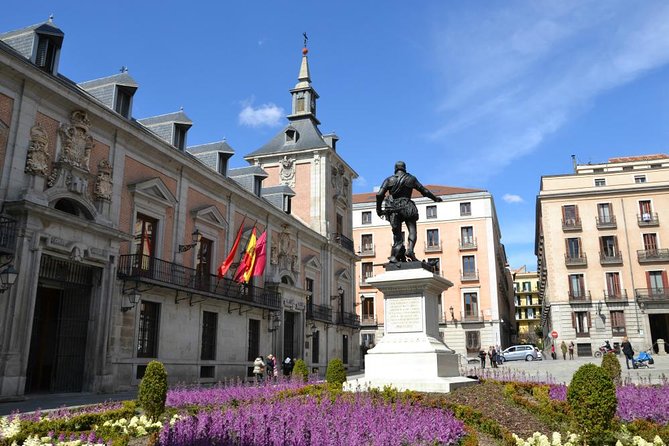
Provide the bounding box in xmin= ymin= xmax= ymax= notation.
xmin=58 ymin=110 xmax=94 ymax=170
xmin=25 ymin=124 xmax=50 ymax=176
xmin=279 ymin=156 xmax=296 ymax=187
xmin=271 ymin=228 xmax=298 ymax=272
xmin=94 ymin=159 xmax=113 ymax=201
xmin=331 ymin=162 xmax=348 ymax=203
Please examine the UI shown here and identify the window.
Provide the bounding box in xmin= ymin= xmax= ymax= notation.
xmin=647 ymin=271 xmax=666 ymax=293
xmin=464 ymin=292 xmax=478 ymax=319
xmin=285 ymin=129 xmax=299 ymax=142
xmin=572 ymin=311 xmax=590 ymax=336
xmin=427 ymin=257 xmax=440 ymax=272
xmin=522 ymin=281 xmax=531 ymax=292
xmin=201 ymin=311 xmax=218 ymax=360
xmin=562 ymin=205 xmax=579 ymax=226
xmin=361 ymin=262 xmax=373 ymax=281
xmin=173 ymin=124 xmax=188 ymax=150
xmin=361 ymin=211 xmax=372 ymax=225
xmin=247 ymin=319 xmax=260 ymax=361
xmin=599 ymin=236 xmax=618 ymax=258
xmin=196 ymin=237 xmax=212 ymax=275
xmin=566 ymin=238 xmax=581 ymax=258
xmin=134 ymin=214 xmax=157 ymax=259
xmin=35 ymin=35 xmax=59 ymax=73
xmin=610 ymin=311 xmax=626 ymax=336
xmin=643 ymin=233 xmax=658 ymax=251
xmin=527 ymin=308 xmax=535 ymax=319
xmin=594 ymin=178 xmax=606 ymax=187
xmin=336 ymin=214 xmax=343 ymax=234
xmin=296 ymin=97 xmax=305 ymax=112
xmin=465 ymin=331 xmax=481 ymax=353
xmin=605 ymin=272 xmax=622 ymax=298
xmin=635 ymin=175 xmax=647 ymax=184
xmin=426 ymin=229 xmax=439 ymax=248
xmin=115 ymin=86 xmax=133 ymax=118
xmin=462 ymin=255 xmax=476 ymax=274
xmin=426 ymin=205 xmax=437 ymax=219
xmin=253 ymin=177 xmax=262 ymax=197
xmin=460 ymin=202 xmax=471 ymax=216
xmin=360 ymin=234 xmax=373 ymax=253
xmin=283 ymin=195 xmax=292 ymax=214
xmin=342 ymin=335 xmax=349 ymax=364
xmin=361 ymin=333 xmax=375 ymax=348
xmin=639 ymin=200 xmax=652 ymax=221
xmin=361 ymin=297 xmax=375 ymax=321
xmin=137 ymin=301 xmax=160 ymax=358
xmin=461 ymin=226 xmax=474 ymax=247
xmin=597 ymin=203 xmax=614 ymax=225
xmin=311 ymin=330 xmax=319 ymax=364
xmin=568 ymin=274 xmax=585 ymax=299
xmin=217 ymin=153 xmax=228 ymax=176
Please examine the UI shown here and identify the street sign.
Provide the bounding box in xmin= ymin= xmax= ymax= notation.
xmin=551 ymin=330 xmax=558 ymax=339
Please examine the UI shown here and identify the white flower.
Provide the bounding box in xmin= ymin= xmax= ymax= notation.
xmin=0 ymin=415 xmax=21 ymax=440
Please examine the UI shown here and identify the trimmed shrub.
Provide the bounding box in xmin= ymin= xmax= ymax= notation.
xmin=601 ymin=352 xmax=622 ymax=385
xmin=567 ymin=363 xmax=617 ymax=445
xmin=138 ymin=360 xmax=168 ymax=420
xmin=325 ymin=358 xmax=347 ymax=389
xmin=292 ymin=358 xmax=309 ymax=382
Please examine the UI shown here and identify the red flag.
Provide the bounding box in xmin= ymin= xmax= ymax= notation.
xmin=218 ymin=216 xmax=246 ymax=277
xmin=252 ymin=231 xmax=267 ymax=277
xmin=234 ymin=227 xmax=258 ymax=283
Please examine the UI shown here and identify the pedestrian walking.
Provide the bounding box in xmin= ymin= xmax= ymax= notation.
xmin=490 ymin=346 xmax=498 ymax=368
xmin=621 ymin=336 xmax=635 ymax=369
xmin=266 ymin=354 xmax=275 ymax=380
xmin=560 ymin=341 xmax=568 ymax=360
xmin=568 ymin=341 xmax=574 ymax=360
xmin=551 ymin=343 xmax=556 ymax=360
xmin=253 ymin=355 xmax=266 ymax=383
xmin=478 ymin=349 xmax=487 ymax=369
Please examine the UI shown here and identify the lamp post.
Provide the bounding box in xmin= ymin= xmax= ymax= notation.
xmin=121 ymin=290 xmax=141 ymax=312
xmin=178 ymin=228 xmax=202 ymax=253
xmin=0 ymin=265 xmax=18 ymax=294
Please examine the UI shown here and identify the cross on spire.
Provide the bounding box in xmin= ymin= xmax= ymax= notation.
xmin=303 ymin=32 xmax=308 ymax=48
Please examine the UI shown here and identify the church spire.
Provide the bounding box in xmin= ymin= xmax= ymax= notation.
xmin=288 ymin=34 xmax=320 ymax=125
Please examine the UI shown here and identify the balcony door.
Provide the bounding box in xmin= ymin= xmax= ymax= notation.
xmin=643 ymin=233 xmax=658 ymax=252
xmin=133 ymin=214 xmax=157 ymax=273
xmin=196 ymin=237 xmax=212 ymax=290
xmin=605 ymin=272 xmax=621 ymax=298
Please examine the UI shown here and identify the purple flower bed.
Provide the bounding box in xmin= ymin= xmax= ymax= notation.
xmin=15 ymin=401 xmax=126 ymax=422
xmin=548 ymin=384 xmax=567 ymax=401
xmin=159 ymin=394 xmax=465 ymax=446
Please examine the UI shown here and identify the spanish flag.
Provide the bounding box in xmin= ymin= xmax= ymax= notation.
xmin=217 ymin=216 xmax=246 ymax=278
xmin=252 ymin=231 xmax=267 ymax=277
xmin=233 ymin=227 xmax=257 ymax=283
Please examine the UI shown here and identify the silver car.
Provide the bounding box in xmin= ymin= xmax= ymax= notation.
xmin=499 ymin=345 xmax=539 ymax=362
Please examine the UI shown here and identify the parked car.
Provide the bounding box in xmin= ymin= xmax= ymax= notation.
xmin=499 ymin=345 xmax=540 ymax=362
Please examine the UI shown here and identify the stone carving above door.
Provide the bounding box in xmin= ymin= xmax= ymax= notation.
xmin=94 ymin=159 xmax=113 ymax=201
xmin=25 ymin=124 xmax=50 ymax=176
xmin=58 ymin=110 xmax=94 ymax=170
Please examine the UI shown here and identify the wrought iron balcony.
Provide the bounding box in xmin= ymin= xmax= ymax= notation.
xmin=568 ymin=290 xmax=591 ymax=304
xmin=599 ymin=251 xmax=623 ymax=265
xmin=358 ymin=244 xmax=375 ymax=257
xmin=459 ymin=237 xmax=477 ymax=251
xmin=337 ymin=311 xmax=360 ymax=328
xmin=562 ymin=217 xmax=582 ymax=231
xmin=306 ymin=302 xmax=333 ymax=323
xmin=0 ymin=216 xmax=18 ymax=255
xmin=333 ymin=233 xmax=355 ymax=253
xmin=637 ymin=249 xmax=669 ymax=263
xmin=637 ymin=212 xmax=659 ymax=227
xmin=595 ymin=215 xmax=617 ymax=229
xmin=565 ymin=253 xmax=587 ymax=267
xmin=461 ymin=311 xmax=484 ymax=323
xmin=460 ymin=269 xmax=479 ymax=282
xmin=424 ymin=241 xmax=442 ymax=253
xmin=360 ymin=315 xmax=377 ymax=326
xmin=117 ymin=254 xmax=281 ymax=310
xmin=635 ymin=288 xmax=669 ymax=303
xmin=604 ymin=289 xmax=628 ymax=302
xmin=359 ymin=272 xmax=374 ymax=286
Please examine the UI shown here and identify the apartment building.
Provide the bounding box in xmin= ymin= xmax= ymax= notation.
xmin=536 ymin=154 xmax=669 ymax=356
xmin=353 ymin=187 xmax=515 ymax=360
xmin=0 ymin=19 xmax=359 ymax=398
xmin=512 ymin=266 xmax=542 ymax=345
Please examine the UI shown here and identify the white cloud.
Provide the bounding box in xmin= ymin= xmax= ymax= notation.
xmin=503 ymin=194 xmax=524 ymax=204
xmin=353 ymin=176 xmax=368 ymax=189
xmin=238 ymin=103 xmax=284 ymax=128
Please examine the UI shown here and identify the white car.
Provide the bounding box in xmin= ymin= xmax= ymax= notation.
xmin=499 ymin=345 xmax=540 ymax=362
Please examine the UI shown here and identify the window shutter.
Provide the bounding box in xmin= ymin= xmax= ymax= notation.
xmin=568 ymin=276 xmax=574 ymax=296
xmin=565 ymin=239 xmax=569 ymax=255
xmin=587 ymin=312 xmax=592 ymax=328
xmin=646 ymin=271 xmax=652 ymax=289
xmin=571 ymin=312 xmax=576 ymax=329
xmin=575 ymin=205 xmax=579 ymax=219
xmin=662 ymin=271 xmax=669 ymax=289
xmin=562 ymin=206 xmax=567 ymax=220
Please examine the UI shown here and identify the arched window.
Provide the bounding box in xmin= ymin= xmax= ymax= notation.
xmin=54 ymin=198 xmax=93 ymax=220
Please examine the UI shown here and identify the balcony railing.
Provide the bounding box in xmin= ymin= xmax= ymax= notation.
xmin=595 ymin=215 xmax=617 ymax=229
xmin=306 ymin=302 xmax=332 ymax=323
xmin=425 ymin=241 xmax=442 ymax=253
xmin=117 ymin=254 xmax=281 ymax=310
xmin=562 ymin=217 xmax=582 ymax=231
xmin=460 ymin=269 xmax=479 ymax=282
xmin=333 ymin=233 xmax=355 ymax=253
xmin=637 ymin=212 xmax=659 ymax=227
xmin=635 ymin=288 xmax=669 ymax=303
xmin=358 ymin=244 xmax=375 ymax=257
xmin=565 ymin=253 xmax=587 ymax=267
xmin=568 ymin=290 xmax=591 ymax=304
xmin=360 ymin=315 xmax=377 ymax=326
xmin=599 ymin=251 xmax=623 ymax=265
xmin=637 ymin=249 xmax=669 ymax=263
xmin=461 ymin=311 xmax=484 ymax=323
xmin=604 ymin=289 xmax=628 ymax=302
xmin=338 ymin=311 xmax=360 ymax=328
xmin=360 ymin=272 xmax=374 ymax=286
xmin=0 ymin=216 xmax=18 ymax=255
xmin=459 ymin=238 xmax=477 ymax=251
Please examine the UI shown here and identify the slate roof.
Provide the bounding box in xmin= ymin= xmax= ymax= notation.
xmin=261 ymin=185 xmax=296 ymax=196
xmin=137 ymin=110 xmax=192 ymax=126
xmin=78 ymin=72 xmax=138 ymax=89
xmin=352 ymin=185 xmax=486 ymax=204
xmin=244 ymin=118 xmax=327 ymax=159
xmin=0 ymin=20 xmax=64 ymax=40
xmin=187 ymin=141 xmax=235 ymax=155
xmin=228 ymin=165 xmax=268 ymax=178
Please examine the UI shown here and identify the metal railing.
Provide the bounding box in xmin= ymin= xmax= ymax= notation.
xmin=461 ymin=311 xmax=484 ymax=322
xmin=358 ymin=244 xmax=375 ymax=256
xmin=360 ymin=271 xmax=374 ymax=285
xmin=568 ymin=290 xmax=592 ymax=304
xmin=595 ymin=215 xmax=617 ymax=229
xmin=424 ymin=241 xmax=442 ymax=252
xmin=459 ymin=237 xmax=477 ymax=250
xmin=637 ymin=249 xmax=669 ymax=263
xmin=565 ymin=253 xmax=587 ymax=266
xmin=338 ymin=311 xmax=360 ymax=328
xmin=333 ymin=233 xmax=355 ymax=253
xmin=637 ymin=212 xmax=659 ymax=226
xmin=599 ymin=251 xmax=623 ymax=264
xmin=306 ymin=302 xmax=333 ymax=323
xmin=360 ymin=315 xmax=377 ymax=326
xmin=0 ymin=216 xmax=17 ymax=254
xmin=562 ymin=218 xmax=582 ymax=231
xmin=635 ymin=288 xmax=669 ymax=302
xmin=460 ymin=269 xmax=479 ymax=281
xmin=604 ymin=289 xmax=628 ymax=302
xmin=117 ymin=254 xmax=281 ymax=310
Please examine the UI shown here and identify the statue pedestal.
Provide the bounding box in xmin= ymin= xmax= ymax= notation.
xmin=344 ymin=264 xmax=476 ymax=393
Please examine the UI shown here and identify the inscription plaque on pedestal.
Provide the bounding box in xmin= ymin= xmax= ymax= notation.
xmin=386 ymin=297 xmax=422 ymax=333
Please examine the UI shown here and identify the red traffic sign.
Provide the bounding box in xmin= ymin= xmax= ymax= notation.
xmin=551 ymin=330 xmax=558 ymax=339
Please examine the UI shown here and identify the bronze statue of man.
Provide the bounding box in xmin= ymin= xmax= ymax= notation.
xmin=376 ymin=161 xmax=443 ymax=263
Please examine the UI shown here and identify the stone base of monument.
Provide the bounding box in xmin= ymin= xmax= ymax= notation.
xmin=344 ymin=262 xmax=477 ymax=393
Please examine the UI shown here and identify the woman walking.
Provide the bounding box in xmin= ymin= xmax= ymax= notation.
xmin=621 ymin=336 xmax=635 ymax=369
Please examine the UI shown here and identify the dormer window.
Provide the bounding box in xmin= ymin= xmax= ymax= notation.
xmin=283 ymin=195 xmax=292 ymax=214
xmin=217 ymin=153 xmax=228 ymax=176
xmin=35 ymin=34 xmax=59 ymax=73
xmin=285 ymin=129 xmax=299 ymax=143
xmin=253 ymin=177 xmax=263 ymax=197
xmin=173 ymin=124 xmax=188 ymax=150
xmin=114 ymin=86 xmax=133 ymax=118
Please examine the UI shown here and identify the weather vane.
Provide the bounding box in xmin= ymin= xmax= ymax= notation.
xmin=303 ymin=32 xmax=308 ymax=48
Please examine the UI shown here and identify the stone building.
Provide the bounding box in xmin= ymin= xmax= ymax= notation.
xmin=0 ymin=18 xmax=359 ymax=399
xmin=352 ymin=186 xmax=514 ymax=361
xmin=536 ymin=154 xmax=669 ymax=356
xmin=511 ymin=266 xmax=542 ymax=345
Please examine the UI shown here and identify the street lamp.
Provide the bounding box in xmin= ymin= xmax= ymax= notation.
xmin=178 ymin=228 xmax=202 ymax=253
xmin=0 ymin=265 xmax=18 ymax=293
xmin=121 ymin=290 xmax=141 ymax=312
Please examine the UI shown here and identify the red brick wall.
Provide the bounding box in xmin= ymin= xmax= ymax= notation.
xmin=184 ymin=187 xmax=228 ymax=266
xmin=0 ymin=93 xmax=13 ymax=174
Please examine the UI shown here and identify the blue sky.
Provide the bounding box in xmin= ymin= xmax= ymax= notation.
xmin=3 ymin=1 xmax=669 ymax=269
